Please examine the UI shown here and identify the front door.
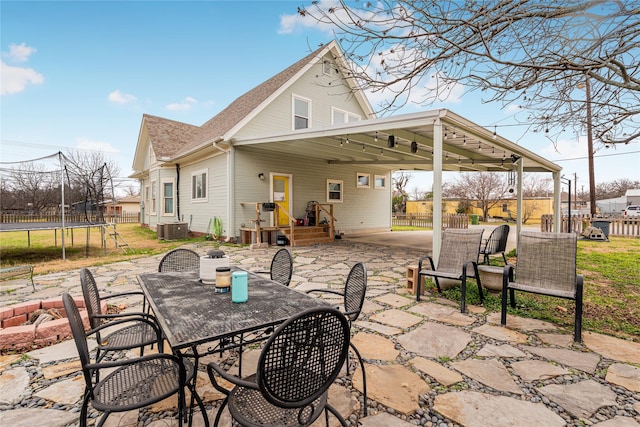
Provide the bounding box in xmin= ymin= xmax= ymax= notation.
xmin=271 ymin=174 xmax=292 ymax=226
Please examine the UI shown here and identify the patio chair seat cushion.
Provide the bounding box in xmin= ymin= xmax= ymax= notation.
xmin=227 ymin=373 xmax=328 ymax=426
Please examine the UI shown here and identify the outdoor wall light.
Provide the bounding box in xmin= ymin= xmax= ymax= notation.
xmin=410 ymin=141 xmax=418 ymax=153
xmin=258 ymin=173 xmax=265 ymax=180
xmin=387 ymin=135 xmax=395 ymax=148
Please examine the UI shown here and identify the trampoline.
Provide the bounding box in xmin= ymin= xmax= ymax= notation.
xmin=0 ymin=151 xmax=122 ymax=259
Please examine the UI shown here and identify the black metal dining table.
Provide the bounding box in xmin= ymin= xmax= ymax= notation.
xmin=137 ymin=267 xmax=329 ymax=426
xmin=137 ymin=268 xmax=328 ymax=353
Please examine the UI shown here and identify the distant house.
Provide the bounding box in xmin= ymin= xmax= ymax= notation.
xmin=130 ymin=41 xmax=562 ymax=248
xmin=118 ymin=196 xmax=141 ymax=215
xmin=597 ymin=188 xmax=640 ymax=214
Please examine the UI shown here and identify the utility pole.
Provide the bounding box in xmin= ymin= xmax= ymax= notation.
xmin=585 ymin=76 xmax=597 ymax=216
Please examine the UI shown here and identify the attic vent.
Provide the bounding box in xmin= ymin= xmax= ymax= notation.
xmin=323 ymin=59 xmax=333 ymax=75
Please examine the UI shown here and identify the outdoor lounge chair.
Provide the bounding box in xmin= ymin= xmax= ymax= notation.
xmin=501 ymin=231 xmax=583 ymax=342
xmin=306 ymin=262 xmax=368 ymax=417
xmin=479 ymin=224 xmax=510 ymax=265
xmin=207 ymin=306 xmax=351 ymax=427
xmin=416 ymin=228 xmax=485 ymax=313
xmin=158 ymin=248 xmax=200 ymax=272
xmin=62 ymin=292 xmax=205 ymax=427
xmin=80 ymin=268 xmax=162 ymax=361
xmin=254 ymin=247 xmax=293 ymax=286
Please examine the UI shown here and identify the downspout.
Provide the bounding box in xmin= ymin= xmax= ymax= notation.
xmin=212 ymin=137 xmax=233 ymax=240
xmin=175 ymin=163 xmax=180 ymax=221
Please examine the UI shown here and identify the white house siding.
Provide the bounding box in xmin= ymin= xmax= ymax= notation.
xmin=234 ymin=60 xmax=368 ymax=139
xmin=143 ymin=166 xmax=178 ymax=229
xmin=177 ymin=153 xmax=228 ymax=235
xmin=233 ymin=147 xmax=391 ymax=237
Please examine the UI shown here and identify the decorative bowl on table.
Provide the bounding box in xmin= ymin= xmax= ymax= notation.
xmin=200 ymin=249 xmax=230 ymax=285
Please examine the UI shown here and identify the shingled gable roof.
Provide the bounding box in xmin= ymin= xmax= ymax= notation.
xmin=172 ymin=40 xmax=365 ymax=159
xmin=142 ymin=114 xmax=201 ymax=159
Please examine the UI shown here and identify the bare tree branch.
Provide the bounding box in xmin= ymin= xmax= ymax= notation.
xmin=300 ymin=0 xmax=640 ymax=147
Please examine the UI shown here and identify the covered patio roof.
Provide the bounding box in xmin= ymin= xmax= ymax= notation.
xmin=231 ymin=109 xmax=561 ymax=175
xmin=229 ymin=109 xmax=563 ymax=257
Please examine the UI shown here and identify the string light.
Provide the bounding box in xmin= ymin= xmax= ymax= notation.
xmin=452 ymin=127 xmax=457 ymax=139
xmin=380 ymin=148 xmax=383 ymax=155
xmin=478 ymin=141 xmax=482 ymax=151
xmin=493 ymin=126 xmax=497 ymax=140
xmin=340 ymin=138 xmax=343 ymax=147
xmin=345 ymin=135 xmax=350 ymax=144
xmin=463 ymin=138 xmax=467 ymax=146
xmin=374 ymin=132 xmax=378 ymax=142
xmin=362 ymin=143 xmax=365 ymax=151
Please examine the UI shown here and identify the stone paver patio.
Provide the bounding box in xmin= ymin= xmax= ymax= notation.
xmin=1 ymin=235 xmax=640 ymax=426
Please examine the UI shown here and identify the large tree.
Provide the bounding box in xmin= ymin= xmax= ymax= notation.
xmin=443 ymin=172 xmax=509 ymax=220
xmin=299 ymin=1 xmax=640 ymax=147
xmin=64 ymin=150 xmax=120 ymax=221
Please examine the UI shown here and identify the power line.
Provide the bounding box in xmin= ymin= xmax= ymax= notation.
xmin=552 ymin=150 xmax=640 ymax=162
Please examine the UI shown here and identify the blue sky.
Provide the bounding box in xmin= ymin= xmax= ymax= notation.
xmin=2 ymin=0 xmax=638 ymax=196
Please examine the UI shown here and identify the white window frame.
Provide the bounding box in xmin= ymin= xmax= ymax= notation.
xmin=191 ymin=169 xmax=208 ymax=202
xmin=292 ymin=94 xmax=311 ymax=130
xmin=150 ymin=180 xmax=157 ymax=214
xmin=161 ymin=178 xmax=175 ymax=216
xmin=326 ymin=179 xmax=343 ymax=203
xmin=356 ymin=172 xmax=370 ymax=189
xmin=374 ymin=175 xmax=387 ymax=189
xmin=331 ymin=107 xmax=361 ymax=125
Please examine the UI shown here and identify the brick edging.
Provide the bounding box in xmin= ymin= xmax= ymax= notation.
xmin=0 ymin=297 xmax=99 ymax=352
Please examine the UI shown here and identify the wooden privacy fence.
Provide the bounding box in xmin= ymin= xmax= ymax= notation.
xmin=393 ymin=213 xmax=469 ymax=229
xmin=541 ymin=215 xmax=640 ymax=237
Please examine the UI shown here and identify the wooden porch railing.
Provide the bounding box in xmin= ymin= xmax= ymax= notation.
xmin=310 ymin=203 xmax=336 ymax=239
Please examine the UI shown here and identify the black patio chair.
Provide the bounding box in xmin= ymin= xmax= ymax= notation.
xmin=62 ymin=293 xmax=205 ymax=427
xmin=158 ymin=248 xmax=200 ymax=272
xmin=501 ymin=231 xmax=583 ymax=342
xmin=479 ymin=224 xmax=510 ymax=265
xmin=416 ymin=228 xmax=485 ymax=313
xmin=207 ymin=306 xmax=351 ymax=427
xmin=80 ymin=268 xmax=162 ymax=361
xmin=255 ymin=247 xmax=293 ymax=286
xmin=306 ymin=262 xmax=368 ymax=417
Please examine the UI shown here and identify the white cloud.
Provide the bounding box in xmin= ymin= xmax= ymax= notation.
xmin=540 ymin=136 xmax=587 ymax=161
xmin=75 ymin=137 xmax=119 ymax=154
xmin=165 ymin=96 xmax=198 ymax=111
xmin=0 ymin=60 xmax=44 ymax=95
xmin=108 ymin=89 xmax=137 ymax=105
xmin=279 ymin=0 xmax=342 ymax=35
xmin=8 ymin=43 xmax=36 ymax=62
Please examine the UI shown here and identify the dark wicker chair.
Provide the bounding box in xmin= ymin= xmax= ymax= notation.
xmin=479 ymin=224 xmax=510 ymax=265
xmin=501 ymin=231 xmax=583 ymax=342
xmin=207 ymin=307 xmax=350 ymax=427
xmin=255 ymin=248 xmax=293 ymax=286
xmin=306 ymin=262 xmax=368 ymax=417
xmin=62 ymin=293 xmax=205 ymax=427
xmin=80 ymin=268 xmax=162 ymax=361
xmin=416 ymin=228 xmax=485 ymax=313
xmin=158 ymin=248 xmax=200 ymax=272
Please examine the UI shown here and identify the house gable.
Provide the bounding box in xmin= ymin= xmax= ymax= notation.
xmin=233 ymin=49 xmax=373 ymax=140
xmin=131 ymin=114 xmax=201 ymax=174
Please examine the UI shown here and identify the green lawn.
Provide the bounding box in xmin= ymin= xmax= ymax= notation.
xmin=432 ymin=237 xmax=640 ymax=341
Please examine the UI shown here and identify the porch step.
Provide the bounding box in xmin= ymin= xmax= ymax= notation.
xmin=280 ymin=226 xmax=334 ymax=247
